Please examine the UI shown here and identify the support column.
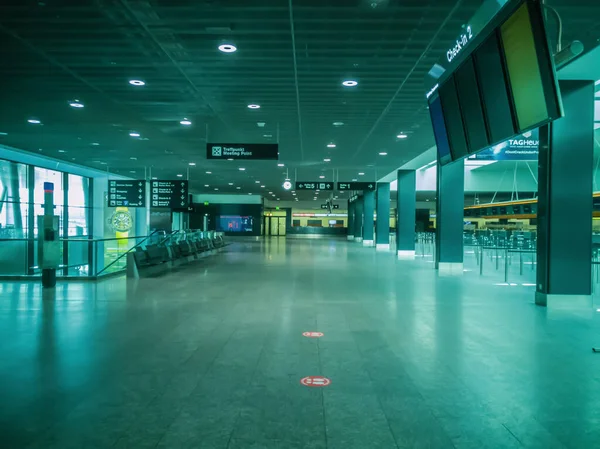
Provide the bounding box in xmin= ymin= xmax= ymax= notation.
xmin=396 ymin=170 xmax=416 ymax=258
xmin=354 ymin=195 xmax=363 ymax=243
xmin=347 ymin=200 xmax=355 ymax=240
xmin=376 ymin=183 xmax=390 ymax=251
xmin=435 ymin=159 xmax=464 ymax=274
xmin=536 ymin=80 xmax=594 ymax=308
xmin=362 ymin=190 xmax=375 ymax=247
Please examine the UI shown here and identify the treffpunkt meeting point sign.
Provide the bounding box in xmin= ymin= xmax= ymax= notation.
xmin=206 ymin=143 xmax=279 ymax=160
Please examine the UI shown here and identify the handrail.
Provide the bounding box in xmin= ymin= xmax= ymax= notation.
xmin=95 ymin=230 xmax=174 ymax=277
xmin=0 ymin=235 xmax=165 ymax=243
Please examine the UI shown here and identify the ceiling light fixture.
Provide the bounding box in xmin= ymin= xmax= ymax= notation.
xmin=129 ymin=132 xmax=140 ymax=137
xmin=218 ymin=44 xmax=237 ymax=53
xmin=28 ymin=119 xmax=42 ymax=124
xmin=204 ymin=184 xmax=210 ymax=187
xmin=342 ymin=80 xmax=358 ymax=87
xmin=239 ymin=167 xmax=246 ymax=171
xmin=283 ymin=181 xmax=292 ymax=190
xmin=91 ymin=142 xmax=100 ymax=146
xmin=152 ymin=177 xmax=157 ymax=180
xmin=255 ymin=181 xmax=260 ymax=184
xmin=236 ymin=187 xmax=241 ymax=189
xmin=333 ymin=122 xmax=344 ymax=126
xmin=229 ymin=182 xmax=234 ymax=186
xmin=319 ymin=175 xmax=325 ymax=179
xmin=323 ymin=158 xmax=331 ymax=162
xmin=397 ymin=133 xmax=408 ymax=139
xmin=352 ymin=178 xmax=358 ymax=181
xmin=58 ymin=150 xmax=66 ymax=153
xmin=69 ymin=100 xmax=84 ymax=108
xmin=206 ymin=171 xmax=212 ymax=174
xmin=247 ymin=104 xmax=261 ymax=109
xmin=358 ymin=172 xmax=365 ymax=176
xmin=278 ymin=163 xmax=285 ymax=167
xmin=176 ymin=174 xmax=183 ymax=177
xmin=379 ymin=152 xmax=387 ymax=156
xmin=180 ymin=118 xmax=192 ymax=126
xmin=260 ymin=185 xmax=265 ymax=188
xmin=129 ymin=79 xmax=145 ymax=86
xmin=327 ymin=143 xmax=336 ymax=148
xmin=189 ymin=162 xmax=196 ymax=166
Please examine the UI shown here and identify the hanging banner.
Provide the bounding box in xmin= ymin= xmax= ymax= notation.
xmin=473 ymin=129 xmax=539 ymax=161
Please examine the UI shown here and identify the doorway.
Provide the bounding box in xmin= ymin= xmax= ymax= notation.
xmin=267 ymin=216 xmax=286 ymax=236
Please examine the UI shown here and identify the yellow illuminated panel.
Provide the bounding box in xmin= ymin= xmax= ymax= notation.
xmin=501 ymin=3 xmax=548 ymax=131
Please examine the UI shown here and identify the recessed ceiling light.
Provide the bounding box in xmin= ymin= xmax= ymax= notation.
xmin=218 ymin=44 xmax=237 ymax=53
xmin=255 ymin=180 xmax=260 ymax=184
xmin=130 ymin=157 xmax=137 ymax=160
xmin=229 ymin=182 xmax=234 ymax=185
xmin=206 ymin=171 xmax=212 ymax=174
xmin=69 ymin=101 xmax=84 ymax=108
xmin=277 ymin=163 xmax=285 ymax=167
xmin=204 ymin=184 xmax=210 ymax=187
xmin=151 ymin=177 xmax=157 ymax=180
xmin=397 ymin=133 xmax=408 ymax=139
xmin=333 ymin=122 xmax=344 ymax=126
xmin=248 ymin=193 xmax=253 ymax=195
xmin=58 ymin=149 xmax=66 ymax=153
xmin=129 ymin=79 xmax=145 ymax=86
xmin=327 ymin=143 xmax=336 ymax=148
xmin=180 ymin=118 xmax=192 ymax=126
xmin=129 ymin=132 xmax=140 ymax=137
xmin=91 ymin=142 xmax=100 ymax=146
xmin=269 ymin=192 xmax=273 ymax=194
xmin=236 ymin=186 xmax=241 ymax=189
xmin=319 ymin=175 xmax=325 ymax=179
xmin=352 ymin=178 xmax=358 ymax=181
xmin=176 ymin=174 xmax=183 ymax=177
xmin=0 ymin=132 xmax=7 ymax=136
xmin=358 ymin=172 xmax=365 ymax=176
xmin=28 ymin=119 xmax=42 ymax=124
xmin=379 ymin=152 xmax=387 ymax=156
xmin=247 ymin=104 xmax=261 ymax=109
xmin=323 ymin=158 xmax=331 ymax=162
xmin=189 ymin=162 xmax=196 ymax=166
xmin=260 ymin=185 xmax=265 ymax=188
xmin=239 ymin=167 xmax=246 ymax=171
xmin=257 ymin=122 xmax=266 ymax=127
xmin=214 ymin=188 xmax=219 ymax=191
xmin=227 ymin=158 xmax=234 ymax=161
xmin=342 ymin=80 xmax=358 ymax=87
xmin=292 ymin=193 xmax=296 ymax=196
xmin=263 ymin=134 xmax=273 ymax=138
xmin=129 ymin=170 xmax=136 ymax=174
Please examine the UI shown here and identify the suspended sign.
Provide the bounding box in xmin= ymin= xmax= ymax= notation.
xmin=206 ymin=143 xmax=279 ymax=160
xmin=473 ymin=129 xmax=539 ymax=161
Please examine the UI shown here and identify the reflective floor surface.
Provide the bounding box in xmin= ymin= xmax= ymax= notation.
xmin=1 ymin=238 xmax=600 ymax=449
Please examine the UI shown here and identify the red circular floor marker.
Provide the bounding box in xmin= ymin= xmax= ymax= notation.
xmin=302 ymin=331 xmax=324 ymax=338
xmin=300 ymin=376 xmax=331 ymax=387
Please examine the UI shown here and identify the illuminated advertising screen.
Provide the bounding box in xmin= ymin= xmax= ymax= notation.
xmin=217 ymin=216 xmax=254 ymax=232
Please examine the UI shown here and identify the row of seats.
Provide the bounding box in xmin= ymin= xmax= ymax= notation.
xmin=128 ymin=234 xmax=226 ymax=277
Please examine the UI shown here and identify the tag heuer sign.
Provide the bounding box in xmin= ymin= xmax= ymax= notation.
xmin=206 ymin=143 xmax=279 ymax=160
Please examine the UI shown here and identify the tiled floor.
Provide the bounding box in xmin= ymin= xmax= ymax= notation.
xmin=1 ymin=238 xmax=600 ymax=449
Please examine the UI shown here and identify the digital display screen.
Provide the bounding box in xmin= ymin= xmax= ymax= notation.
xmin=473 ymin=32 xmax=516 ymax=145
xmin=512 ymin=205 xmax=522 ymax=214
xmin=501 ymin=2 xmax=552 ymax=131
xmin=454 ymin=58 xmax=489 ymax=152
xmin=217 ymin=215 xmax=254 ymax=232
xmin=439 ymin=75 xmax=469 ymax=160
xmin=429 ymin=96 xmax=452 ymax=165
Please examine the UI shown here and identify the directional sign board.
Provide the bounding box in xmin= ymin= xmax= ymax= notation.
xmin=296 ymin=182 xmax=334 ymax=191
xmin=321 ymin=204 xmax=340 ymax=210
xmin=337 ymin=182 xmax=376 ymax=191
xmin=108 ymin=180 xmax=146 ymax=207
xmin=150 ymin=180 xmax=189 ymax=208
xmin=207 ymin=143 xmax=278 ymax=160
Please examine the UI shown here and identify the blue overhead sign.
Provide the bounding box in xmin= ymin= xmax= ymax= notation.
xmin=473 ymin=129 xmax=539 ymax=161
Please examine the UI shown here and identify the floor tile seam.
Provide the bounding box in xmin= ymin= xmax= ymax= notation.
xmin=361 ymin=309 xmax=526 ymax=448
xmin=151 ymin=323 xmax=243 ymax=449
xmin=349 ymin=302 xmax=477 ymax=448
xmin=315 ymin=312 xmax=329 ymax=449
xmin=341 ymin=305 xmax=405 ymax=449
xmin=225 ymin=311 xmax=279 ymax=449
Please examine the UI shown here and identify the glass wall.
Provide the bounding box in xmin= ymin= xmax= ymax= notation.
xmin=0 ymin=158 xmax=92 ymax=276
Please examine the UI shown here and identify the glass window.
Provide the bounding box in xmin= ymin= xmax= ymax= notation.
xmin=0 ymin=159 xmax=29 ymax=238
xmin=67 ymin=174 xmax=90 ymax=236
xmin=33 ymin=167 xmax=64 ymax=237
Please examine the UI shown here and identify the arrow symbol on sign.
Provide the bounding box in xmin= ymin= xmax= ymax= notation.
xmin=139 ymin=195 xmax=142 ymax=199
xmin=368 ymin=184 xmax=373 ymax=189
xmin=181 ymin=195 xmax=185 ymax=199
xmin=181 ymin=202 xmax=185 ymax=206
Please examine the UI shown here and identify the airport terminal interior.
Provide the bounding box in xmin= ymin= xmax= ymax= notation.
xmin=1 ymin=0 xmax=600 ymax=448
